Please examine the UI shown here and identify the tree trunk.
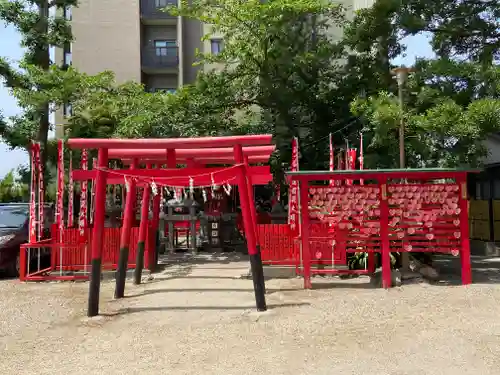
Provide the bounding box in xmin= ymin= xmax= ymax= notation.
xmin=36 ymin=0 xmax=51 ymax=181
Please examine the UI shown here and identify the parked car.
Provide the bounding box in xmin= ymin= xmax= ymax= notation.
xmin=0 ymin=203 xmax=53 ymax=277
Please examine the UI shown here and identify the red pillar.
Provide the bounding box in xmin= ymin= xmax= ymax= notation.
xmin=166 ymin=149 xmax=176 ymax=168
xmin=114 ymin=159 xmax=138 ymax=299
xmin=367 ymin=252 xmax=376 ymax=274
xmin=244 ymin=156 xmax=258 ymax=241
xmin=298 ymin=179 xmax=312 ymax=289
xmin=133 ymin=168 xmax=152 ymax=285
xmin=234 ymin=145 xmax=266 ymax=311
xmin=87 ymin=148 xmax=108 ymax=317
xmin=379 ymin=179 xmax=392 ymax=288
xmin=458 ymin=175 xmax=472 ymax=285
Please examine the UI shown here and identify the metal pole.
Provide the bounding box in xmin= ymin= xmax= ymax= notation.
xmin=397 ymin=77 xmax=405 ymax=169
xmin=391 ymin=66 xmax=414 ymax=169
xmin=391 ymin=66 xmax=415 ymax=273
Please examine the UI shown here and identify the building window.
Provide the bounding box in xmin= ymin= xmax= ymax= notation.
xmin=154 ymin=40 xmax=177 ymax=56
xmin=64 ymin=52 xmax=72 ymax=66
xmin=155 ymin=88 xmax=176 ymax=94
xmin=63 ymin=42 xmax=72 ymax=66
xmin=155 ymin=0 xmax=172 ymax=7
xmin=63 ymin=103 xmax=72 ymax=117
xmin=63 ymin=6 xmax=72 ymax=21
xmin=210 ymin=39 xmax=224 ymax=55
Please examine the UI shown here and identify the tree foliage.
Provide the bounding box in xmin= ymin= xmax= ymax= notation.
xmin=0 ymin=170 xmax=28 ymax=203
xmin=0 ymin=0 xmax=77 ymax=164
xmin=346 ymin=0 xmax=500 ymax=169
xmin=168 ymin=0 xmax=354 ymax=169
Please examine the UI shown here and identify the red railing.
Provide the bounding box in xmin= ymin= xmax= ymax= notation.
xmin=19 ymin=226 xmax=151 ymax=281
xmin=257 ymin=224 xmax=298 ymax=265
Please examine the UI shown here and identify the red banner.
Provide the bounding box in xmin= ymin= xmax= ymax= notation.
xmin=36 ymin=144 xmax=44 ymax=240
xmin=55 ymin=140 xmax=65 ymax=240
xmin=288 ymin=137 xmax=299 ymax=235
xmin=346 ymin=148 xmax=356 ymax=186
xmin=78 ymin=149 xmax=88 ymax=239
xmin=68 ymin=151 xmax=74 ymax=227
xmin=175 ymin=187 xmax=183 ymax=201
xmin=29 ymin=143 xmax=38 ymax=243
xmin=359 ymin=132 xmax=364 ymax=185
xmin=329 ymin=133 xmax=335 ymax=187
xmin=90 ymin=158 xmax=97 ymax=224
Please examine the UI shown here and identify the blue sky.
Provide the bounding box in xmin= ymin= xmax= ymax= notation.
xmin=0 ymin=23 xmax=435 ymax=178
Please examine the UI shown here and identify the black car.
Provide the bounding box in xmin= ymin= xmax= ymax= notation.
xmin=0 ymin=203 xmax=53 ymax=277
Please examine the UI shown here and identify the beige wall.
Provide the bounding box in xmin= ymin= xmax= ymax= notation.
xmin=182 ymin=18 xmax=203 ymax=83
xmin=70 ymin=0 xmax=142 ymax=83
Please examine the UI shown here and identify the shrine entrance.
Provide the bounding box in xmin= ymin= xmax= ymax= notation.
xmin=21 ymin=135 xmax=274 ymax=317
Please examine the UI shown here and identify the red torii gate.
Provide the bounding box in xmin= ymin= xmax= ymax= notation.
xmin=66 ymin=135 xmax=274 ymax=317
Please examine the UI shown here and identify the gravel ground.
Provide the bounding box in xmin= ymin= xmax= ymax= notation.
xmin=1 ymin=254 xmax=500 ymax=375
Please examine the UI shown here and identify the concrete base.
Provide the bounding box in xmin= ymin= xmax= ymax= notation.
xmin=55 ymin=269 xmax=151 ymax=281
xmin=263 ymin=266 xmax=297 ymax=279
xmin=470 ymin=240 xmax=500 ymax=256
xmin=260 ymin=265 xmax=350 ymax=279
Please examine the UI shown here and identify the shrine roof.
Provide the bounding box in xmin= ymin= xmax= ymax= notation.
xmin=67 ymin=134 xmax=273 ymax=150
xmin=287 ymin=168 xmax=480 ymax=181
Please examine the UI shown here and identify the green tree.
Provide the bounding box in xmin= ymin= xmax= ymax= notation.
xmin=167 ymin=0 xmax=356 ymax=170
xmin=346 ymin=0 xmax=500 ymax=169
xmin=0 ymin=170 xmax=28 ymax=203
xmin=0 ymin=0 xmax=78 ymax=169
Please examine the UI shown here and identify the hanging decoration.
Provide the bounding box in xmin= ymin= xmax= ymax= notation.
xmin=124 ymin=176 xmax=130 ymax=192
xmin=151 ymin=180 xmax=158 ymax=196
xmin=175 ymin=187 xmax=183 ymax=202
xmin=90 ymin=158 xmax=97 ymax=224
xmin=223 ymin=183 xmax=231 ymax=196
xmin=189 ymin=177 xmax=194 ymax=197
xmin=210 ymin=173 xmax=217 ymax=198
xmin=68 ymin=151 xmax=74 ymax=227
xmin=78 ymin=149 xmax=88 ymax=238
xmin=288 ymin=137 xmax=299 ymax=235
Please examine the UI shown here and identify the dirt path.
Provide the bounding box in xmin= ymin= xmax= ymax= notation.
xmin=1 ymin=255 xmax=500 ymax=375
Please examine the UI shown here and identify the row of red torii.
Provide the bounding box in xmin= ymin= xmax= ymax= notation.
xmin=62 ymin=135 xmax=276 ymax=317
xmin=24 ymin=134 xmax=474 ymax=317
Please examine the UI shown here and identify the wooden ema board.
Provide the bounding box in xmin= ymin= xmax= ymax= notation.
xmin=386 ymin=183 xmax=461 ymax=253
xmin=309 ymin=184 xmax=381 ymax=266
xmin=307 ymin=182 xmax=463 ymax=263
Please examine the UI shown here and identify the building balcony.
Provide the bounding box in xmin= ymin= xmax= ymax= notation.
xmin=141 ymin=47 xmax=179 ymax=74
xmin=140 ymin=0 xmax=177 ymax=25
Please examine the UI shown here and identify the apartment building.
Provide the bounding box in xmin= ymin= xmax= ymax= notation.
xmin=55 ymin=0 xmax=374 ymax=135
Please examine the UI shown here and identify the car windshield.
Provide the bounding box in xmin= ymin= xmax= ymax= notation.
xmin=0 ymin=206 xmax=29 ymax=228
